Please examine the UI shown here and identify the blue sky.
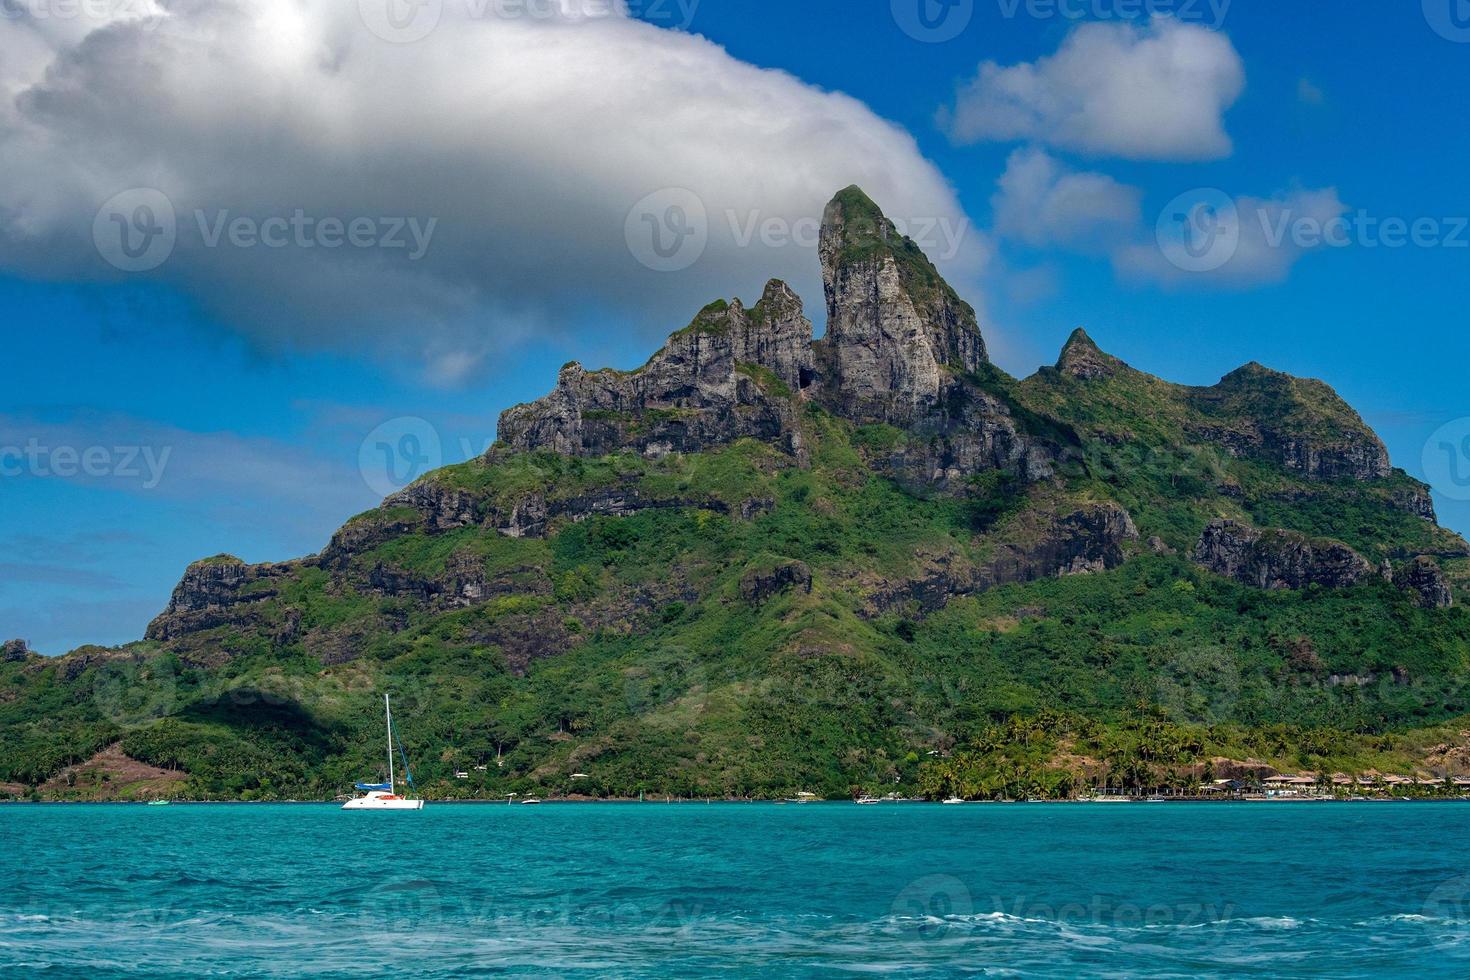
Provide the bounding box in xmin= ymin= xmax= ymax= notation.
xmin=2 ymin=0 xmax=1468 ymax=652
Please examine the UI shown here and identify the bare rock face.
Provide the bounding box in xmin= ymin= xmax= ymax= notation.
xmin=740 ymin=559 xmax=813 ymax=605
xmin=813 ymin=186 xmax=985 ymax=425
xmin=1395 ymin=556 xmax=1454 ymax=609
xmin=1194 ymin=520 xmax=1373 ymax=591
xmin=2 ymin=639 xmax=30 ymax=662
xmin=1188 ymin=364 xmax=1391 ymax=482
xmin=497 ymin=280 xmax=813 ymax=459
xmin=866 ymin=502 xmax=1138 ymax=615
xmin=145 ymin=556 xmax=293 ymax=642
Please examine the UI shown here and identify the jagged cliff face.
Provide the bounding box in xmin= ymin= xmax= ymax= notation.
xmin=497 ymin=280 xmax=813 ymax=460
xmin=134 ymin=184 xmax=1461 ymax=670
xmin=11 ymin=183 xmax=1470 ymax=802
xmin=1194 ymin=520 xmax=1375 ymax=591
xmin=813 ymin=186 xmax=986 ymax=424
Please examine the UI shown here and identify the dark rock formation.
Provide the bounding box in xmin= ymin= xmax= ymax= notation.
xmin=497 ymin=280 xmax=812 ymax=460
xmin=866 ymin=502 xmax=1138 ymax=615
xmin=1395 ymin=556 xmax=1454 ymax=609
xmin=2 ymin=639 xmax=30 ymax=662
xmin=1188 ymin=364 xmax=1391 ymax=481
xmin=1194 ymin=520 xmax=1373 ymax=591
xmin=145 ymin=556 xmax=294 ymax=642
xmin=740 ymin=560 xmax=813 ymax=605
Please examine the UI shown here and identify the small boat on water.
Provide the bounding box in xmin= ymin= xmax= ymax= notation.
xmin=854 ymin=796 xmax=880 ymax=805
xmin=785 ymin=792 xmax=819 ymax=803
xmin=146 ymin=799 xmax=171 ymax=806
xmin=342 ymin=695 xmax=424 ymax=811
xmin=941 ymin=797 xmax=966 ymax=805
xmin=520 ymin=797 xmax=542 ymax=805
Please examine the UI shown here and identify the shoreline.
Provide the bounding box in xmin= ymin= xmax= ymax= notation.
xmin=8 ymin=795 xmax=1470 ymax=806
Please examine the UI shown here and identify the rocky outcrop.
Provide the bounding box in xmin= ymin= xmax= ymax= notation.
xmin=1390 ymin=483 xmax=1439 ymax=522
xmin=1395 ymin=556 xmax=1454 ymax=609
xmin=2 ymin=639 xmax=29 ymax=662
xmin=740 ymin=559 xmax=812 ymax=605
xmin=812 ymin=186 xmax=985 ymax=425
xmin=1193 ymin=520 xmax=1373 ymax=591
xmin=866 ymin=385 xmax=1055 ymax=489
xmin=145 ymin=556 xmax=296 ymax=642
xmin=496 ymin=280 xmax=812 ymax=460
xmin=866 ymin=502 xmax=1138 ymax=615
xmin=487 ymin=486 xmax=729 ymax=539
xmin=1188 ymin=364 xmax=1391 ymax=481
xmin=1056 ymin=328 xmax=1125 ymax=381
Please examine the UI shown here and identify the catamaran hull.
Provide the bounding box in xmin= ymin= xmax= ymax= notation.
xmin=341 ymin=796 xmax=424 ymax=810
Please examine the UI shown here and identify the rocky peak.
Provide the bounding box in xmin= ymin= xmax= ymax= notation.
xmin=146 ymin=555 xmax=288 ymax=643
xmin=1188 ymin=363 xmax=1391 ymax=481
xmin=814 ymin=186 xmax=987 ymax=423
xmin=1056 ymin=328 xmax=1125 ymax=381
xmin=496 ymin=281 xmax=813 ymax=459
xmin=2 ymin=638 xmax=30 ymax=662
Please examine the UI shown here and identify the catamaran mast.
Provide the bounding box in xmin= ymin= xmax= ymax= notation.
xmin=385 ymin=694 xmax=395 ymax=792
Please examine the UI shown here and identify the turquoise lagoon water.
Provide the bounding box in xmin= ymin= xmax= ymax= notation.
xmin=4 ymin=801 xmax=1470 ymax=977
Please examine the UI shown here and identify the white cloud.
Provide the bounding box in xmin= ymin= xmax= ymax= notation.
xmin=991 ymin=148 xmax=1142 ymax=253
xmin=1116 ymin=187 xmax=1349 ymax=289
xmin=0 ymin=0 xmax=978 ymax=383
xmin=941 ymin=16 xmax=1245 ymax=161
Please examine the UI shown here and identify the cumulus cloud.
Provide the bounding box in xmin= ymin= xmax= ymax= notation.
xmin=991 ymin=148 xmax=1141 ymax=253
xmin=940 ymin=16 xmax=1245 ymax=161
xmin=0 ymin=0 xmax=978 ymax=384
xmin=1115 ymin=187 xmax=1349 ymax=289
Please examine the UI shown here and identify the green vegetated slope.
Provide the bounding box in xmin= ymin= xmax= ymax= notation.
xmin=5 ymin=394 xmax=1467 ymax=801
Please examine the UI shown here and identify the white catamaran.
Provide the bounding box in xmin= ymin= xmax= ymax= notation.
xmin=342 ymin=694 xmax=425 ymax=811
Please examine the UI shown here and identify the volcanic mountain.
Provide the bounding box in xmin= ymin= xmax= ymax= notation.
xmin=4 ymin=187 xmax=1468 ymax=800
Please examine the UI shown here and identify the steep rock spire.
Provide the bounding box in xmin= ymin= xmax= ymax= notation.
xmin=814 ymin=186 xmax=987 ymax=423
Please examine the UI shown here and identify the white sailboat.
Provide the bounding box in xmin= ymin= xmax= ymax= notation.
xmin=342 ymin=694 xmax=425 ymax=811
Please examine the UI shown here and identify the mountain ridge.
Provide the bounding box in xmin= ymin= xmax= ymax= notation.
xmin=4 ymin=186 xmax=1469 ymax=802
